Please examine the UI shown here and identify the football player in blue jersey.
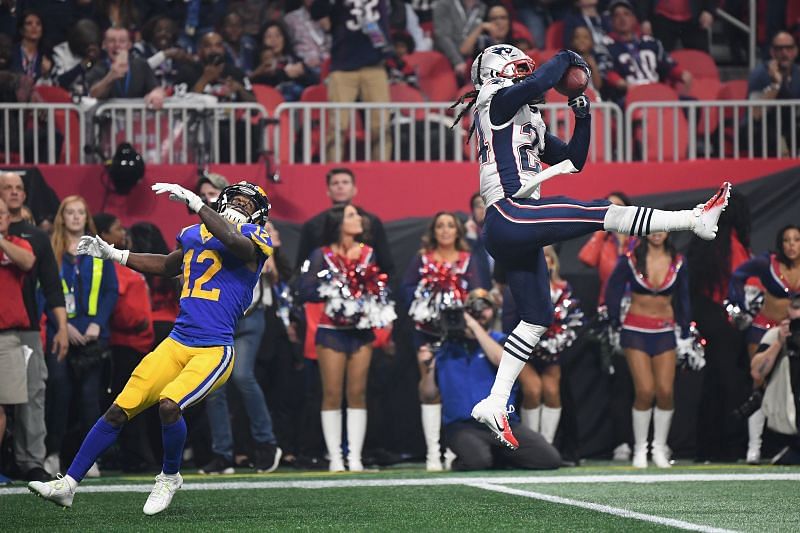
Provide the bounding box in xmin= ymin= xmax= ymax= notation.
xmin=452 ymin=44 xmax=731 ymax=449
xmin=29 ymin=181 xmax=273 ymax=515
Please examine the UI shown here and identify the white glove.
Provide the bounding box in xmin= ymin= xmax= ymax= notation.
xmin=151 ymin=182 xmax=204 ymax=213
xmin=77 ymin=235 xmax=129 ymax=265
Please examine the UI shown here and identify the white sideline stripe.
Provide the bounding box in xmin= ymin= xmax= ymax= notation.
xmin=469 ymin=482 xmax=735 ymax=533
xmin=3 ymin=472 xmax=800 ymax=496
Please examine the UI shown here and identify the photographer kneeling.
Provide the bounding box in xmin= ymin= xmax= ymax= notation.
xmin=750 ymin=294 xmax=800 ymax=464
xmin=423 ymin=290 xmax=561 ymax=471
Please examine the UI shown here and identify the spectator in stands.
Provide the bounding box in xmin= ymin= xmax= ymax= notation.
xmin=284 ymin=0 xmax=331 ymax=78
xmin=598 ymin=0 xmax=691 ymax=107
xmin=401 ymin=212 xmax=482 ymax=470
xmin=90 ymin=0 xmax=140 ymax=34
xmin=563 ymin=0 xmax=611 ymax=55
xmin=295 ymin=167 xmax=393 ymax=276
xmin=174 ymin=31 xmax=260 ymax=162
xmin=11 ymin=11 xmax=52 ymax=83
xmin=250 ymin=21 xmax=316 ymax=102
xmin=512 ymin=0 xmax=550 ymax=50
xmin=200 ymin=250 xmax=283 ymax=475
xmin=570 ymin=26 xmax=603 ymax=92
xmin=195 ymin=171 xmax=230 ymax=205
xmin=0 ymin=70 xmax=63 ymax=162
xmin=0 ymin=195 xmax=36 ymax=485
xmin=386 ymin=31 xmax=418 ymax=87
xmin=86 ymin=27 xmax=165 ymax=108
xmin=51 ymin=18 xmax=102 ymax=97
xmin=128 ymin=221 xmax=179 ymax=346
xmin=0 ymin=172 xmax=68 ymax=482
xmin=433 ymin=0 xmax=486 ymax=82
xmin=133 ymin=15 xmax=192 ymax=89
xmin=459 ymin=4 xmax=514 ymax=62
xmin=94 ymin=213 xmax=156 ymax=472
xmin=45 ymin=196 xmax=118 ymax=477
xmin=637 ymin=0 xmax=714 ymax=52
xmin=15 ymin=0 xmax=93 ymax=49
xmin=0 ymin=34 xmax=12 ymax=71
xmin=311 ymin=0 xmax=393 ymax=162
xmin=747 ymin=32 xmax=800 ymax=157
xmin=435 ymin=289 xmax=561 ymax=471
xmin=220 ymin=11 xmax=257 ymax=75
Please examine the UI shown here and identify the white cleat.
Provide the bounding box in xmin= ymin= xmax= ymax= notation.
xmin=347 ymin=456 xmax=364 ymax=472
xmin=746 ymin=448 xmax=761 ymax=465
xmin=143 ymin=472 xmax=182 ymax=516
xmin=693 ymin=182 xmax=731 ymax=240
xmin=651 ymin=446 xmax=672 ymax=468
xmin=28 ymin=474 xmax=76 ymax=508
xmin=632 ymin=449 xmax=648 ymax=469
xmin=328 ymin=456 xmax=345 ymax=473
xmin=426 ymin=453 xmax=443 ymax=472
xmin=471 ymin=398 xmax=519 ymax=450
xmin=85 ymin=462 xmax=101 ymax=478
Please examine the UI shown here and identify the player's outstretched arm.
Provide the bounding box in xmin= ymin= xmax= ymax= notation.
xmin=540 ymin=95 xmax=591 ymax=170
xmin=151 ymin=182 xmax=258 ymax=262
xmin=77 ymin=235 xmax=183 ymax=276
xmin=489 ymin=50 xmax=587 ymax=125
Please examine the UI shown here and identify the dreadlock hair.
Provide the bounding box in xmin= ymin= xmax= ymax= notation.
xmin=450 ymin=51 xmax=483 ymax=143
xmin=450 ymin=89 xmax=479 ymax=143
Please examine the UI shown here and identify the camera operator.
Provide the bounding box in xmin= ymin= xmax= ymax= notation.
xmin=428 ymin=289 xmax=561 ymax=471
xmin=748 ymin=294 xmax=800 ymax=463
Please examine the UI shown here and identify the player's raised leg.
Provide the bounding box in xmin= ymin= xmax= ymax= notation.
xmin=142 ymin=344 xmax=234 ymax=515
xmin=28 ymin=340 xmax=183 ymax=508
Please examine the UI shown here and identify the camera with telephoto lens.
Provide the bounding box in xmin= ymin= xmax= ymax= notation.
xmin=732 ymin=388 xmax=764 ymax=421
xmin=787 ymin=318 xmax=800 ymax=355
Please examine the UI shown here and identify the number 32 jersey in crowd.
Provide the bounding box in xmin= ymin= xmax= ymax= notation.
xmin=170 ymin=223 xmax=272 ymax=347
xmin=474 ymin=77 xmax=548 ymax=207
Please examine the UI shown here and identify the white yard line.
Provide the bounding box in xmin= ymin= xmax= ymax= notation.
xmin=2 ymin=472 xmax=799 ymax=496
xmin=468 ymin=482 xmax=737 ymax=533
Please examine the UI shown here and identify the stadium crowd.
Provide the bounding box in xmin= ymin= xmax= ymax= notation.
xmin=1 ymin=0 xmax=800 ymax=484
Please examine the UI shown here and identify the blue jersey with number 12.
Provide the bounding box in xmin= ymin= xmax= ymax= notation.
xmin=170 ymin=223 xmax=272 ymax=347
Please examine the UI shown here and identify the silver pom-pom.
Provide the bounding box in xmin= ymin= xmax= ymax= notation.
xmin=675 ymin=322 xmax=706 ymax=371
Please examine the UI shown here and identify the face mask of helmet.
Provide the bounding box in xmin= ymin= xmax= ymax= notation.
xmin=109 ymin=142 xmax=145 ymax=194
xmin=472 ymin=45 xmax=535 ymax=88
xmin=216 ymin=182 xmax=271 ymax=226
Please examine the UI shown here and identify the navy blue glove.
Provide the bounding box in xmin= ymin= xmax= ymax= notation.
xmin=564 ymin=50 xmax=590 ymax=72
xmin=568 ymin=94 xmax=590 ymax=118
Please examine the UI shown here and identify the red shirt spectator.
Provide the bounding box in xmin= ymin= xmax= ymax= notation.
xmin=109 ymin=262 xmax=154 ymax=353
xmin=0 ymin=197 xmax=35 ymax=330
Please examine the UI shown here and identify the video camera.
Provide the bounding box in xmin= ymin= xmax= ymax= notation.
xmin=438 ymin=289 xmax=495 ymax=340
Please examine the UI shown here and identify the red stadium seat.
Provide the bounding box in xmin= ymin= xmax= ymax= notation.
xmin=404 ymin=51 xmax=458 ymax=102
xmin=717 ymin=79 xmax=749 ymax=157
xmin=252 ymin=83 xmax=288 ymax=163
xmin=390 ymin=83 xmax=427 ymax=120
xmin=298 ymin=83 xmax=365 ymax=161
xmin=511 ymin=21 xmax=534 ymax=47
xmin=626 ymin=83 xmax=688 ymax=161
xmin=320 ymin=57 xmax=331 ymax=81
xmin=718 ymin=79 xmax=749 ymax=100
xmin=545 ymin=20 xmax=564 ymax=49
xmin=543 ymin=89 xmax=611 ymax=162
xmin=33 ymin=85 xmax=81 ymax=163
xmin=670 ymin=49 xmax=720 ymax=82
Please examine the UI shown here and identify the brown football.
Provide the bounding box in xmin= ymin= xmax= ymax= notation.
xmin=555 ymin=65 xmax=589 ymax=98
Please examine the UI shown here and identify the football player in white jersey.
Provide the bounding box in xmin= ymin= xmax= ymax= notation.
xmin=454 ymin=44 xmax=731 ymax=449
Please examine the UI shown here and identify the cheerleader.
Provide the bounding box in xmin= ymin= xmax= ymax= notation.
xmin=401 ymin=212 xmax=481 ymax=470
xmin=297 ymin=205 xmax=394 ymax=472
xmin=605 ymin=232 xmax=691 ymax=468
xmin=516 ymin=246 xmax=582 ymax=444
xmin=728 ymin=224 xmax=800 ymax=463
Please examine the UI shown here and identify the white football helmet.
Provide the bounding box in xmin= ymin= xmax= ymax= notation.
xmin=471 ymin=44 xmax=536 ymax=89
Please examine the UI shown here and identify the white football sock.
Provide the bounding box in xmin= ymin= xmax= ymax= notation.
xmin=345 ymin=408 xmax=367 ymax=464
xmin=489 ymin=321 xmax=547 ymax=402
xmin=520 ymin=406 xmax=542 ymax=433
xmin=632 ymin=408 xmax=653 ymax=453
xmin=747 ymin=408 xmax=765 ymax=451
xmin=604 ymin=204 xmax=695 ymax=237
xmin=321 ymin=409 xmax=343 ymax=462
xmin=540 ymin=406 xmax=562 ymax=444
xmin=652 ymin=408 xmax=673 ymax=450
xmin=421 ymin=404 xmax=442 ymax=461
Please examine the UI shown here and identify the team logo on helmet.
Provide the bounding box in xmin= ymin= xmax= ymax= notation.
xmin=471 ymin=44 xmax=536 ymax=89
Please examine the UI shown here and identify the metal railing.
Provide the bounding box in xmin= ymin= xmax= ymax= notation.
xmin=0 ymin=103 xmax=85 ymax=164
xmin=272 ymin=101 xmax=624 ymax=164
xmin=91 ymin=98 xmax=270 ymax=164
xmin=1 ymin=97 xmax=797 ymax=165
xmin=625 ymin=99 xmax=800 ymax=162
